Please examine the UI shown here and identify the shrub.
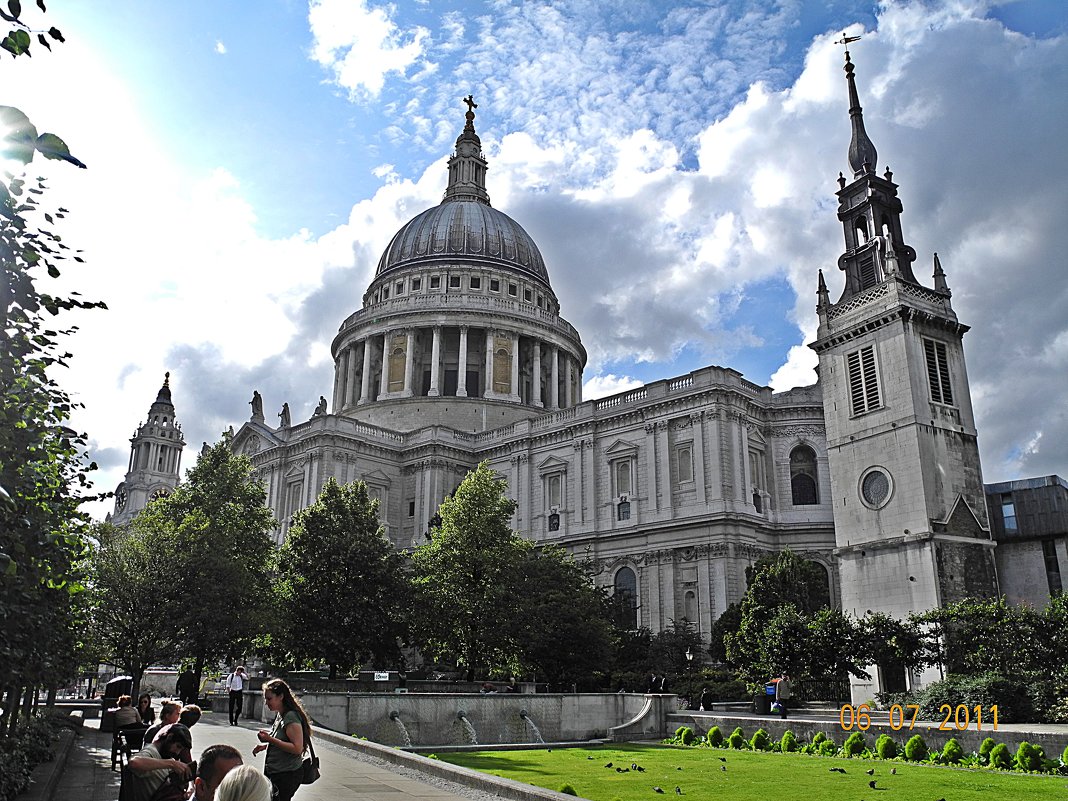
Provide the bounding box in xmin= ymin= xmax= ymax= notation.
xmin=706 ymin=726 xmax=723 ymax=748
xmin=811 ymin=731 xmax=827 ymax=746
xmin=818 ymin=739 xmax=838 ymax=756
xmin=727 ymin=731 xmax=747 ymax=750
xmin=558 ymin=784 xmax=578 ymax=796
xmin=979 ymin=737 xmax=996 ymax=763
xmin=780 ymin=730 xmax=798 ymax=753
xmin=918 ymin=673 xmax=1033 ymax=723
xmin=842 ymin=731 xmax=866 ymax=757
xmin=875 ymin=734 xmax=897 ymax=760
xmin=1015 ymin=741 xmax=1043 ymax=772
xmin=941 ymin=738 xmax=963 ymax=764
xmin=904 ymin=734 xmax=928 ymax=762
xmin=1062 ymin=743 xmax=1068 ymax=766
xmin=14 ymin=716 xmax=58 ymax=765
xmin=988 ymin=742 xmax=1012 ymax=770
xmin=0 ymin=750 xmax=31 ymax=801
xmin=673 ymin=726 xmax=696 ymax=746
xmin=750 ymin=728 xmax=771 ymax=751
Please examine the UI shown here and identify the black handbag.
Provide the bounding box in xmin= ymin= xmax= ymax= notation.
xmin=301 ymin=740 xmax=320 ymax=784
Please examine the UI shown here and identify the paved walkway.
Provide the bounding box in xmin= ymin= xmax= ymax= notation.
xmin=48 ymin=716 xmax=477 ymax=801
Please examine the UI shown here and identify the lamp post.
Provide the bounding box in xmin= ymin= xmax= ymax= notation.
xmin=685 ymin=647 xmax=694 ymax=708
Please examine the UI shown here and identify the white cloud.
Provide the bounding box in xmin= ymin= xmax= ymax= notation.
xmin=215 ymin=40 xmax=227 ymax=55
xmin=583 ymin=374 xmax=645 ymax=401
xmin=308 ymin=0 xmax=430 ymax=98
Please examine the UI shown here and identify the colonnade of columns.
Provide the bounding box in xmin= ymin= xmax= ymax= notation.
xmin=331 ymin=325 xmax=583 ymax=411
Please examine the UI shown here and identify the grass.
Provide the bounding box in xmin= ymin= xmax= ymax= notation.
xmin=437 ymin=743 xmax=1068 ymax=801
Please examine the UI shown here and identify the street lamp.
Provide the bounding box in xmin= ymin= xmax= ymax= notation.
xmin=684 ymin=647 xmax=695 ymax=710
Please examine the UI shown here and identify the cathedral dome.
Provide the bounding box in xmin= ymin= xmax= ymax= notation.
xmin=374 ymin=199 xmax=548 ymax=284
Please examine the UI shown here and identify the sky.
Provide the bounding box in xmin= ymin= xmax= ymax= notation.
xmin=5 ymin=0 xmax=1067 ymax=519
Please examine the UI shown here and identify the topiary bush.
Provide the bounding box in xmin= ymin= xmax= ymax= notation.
xmin=979 ymin=737 xmax=996 ymax=763
xmin=941 ymin=738 xmax=963 ymax=764
xmin=673 ymin=726 xmax=696 ymax=746
xmin=904 ymin=734 xmax=928 ymax=762
xmin=875 ymin=734 xmax=897 ymax=760
xmin=989 ymin=742 xmax=1012 ymax=770
xmin=706 ymin=726 xmax=723 ymax=747
xmin=1015 ymin=741 xmax=1043 ymax=772
xmin=818 ymin=739 xmax=838 ymax=756
xmin=811 ymin=731 xmax=827 ymax=746
xmin=721 ymin=734 xmax=747 ymax=751
xmin=1062 ymin=742 xmax=1068 ymax=766
xmin=780 ymin=730 xmax=798 ymax=753
xmin=750 ymin=728 xmax=771 ymax=751
xmin=842 ymin=731 xmax=866 ymax=757
xmin=558 ymin=783 xmax=578 ymax=796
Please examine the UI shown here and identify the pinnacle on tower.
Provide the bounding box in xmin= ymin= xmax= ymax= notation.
xmin=443 ymin=95 xmax=491 ymax=205
xmin=844 ymin=50 xmax=878 ymax=179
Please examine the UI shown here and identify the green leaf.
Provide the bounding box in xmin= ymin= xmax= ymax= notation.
xmin=36 ymin=32 xmax=49 ymax=50
xmin=36 ymin=0 xmax=45 ymax=11
xmin=35 ymin=132 xmax=87 ymax=168
xmin=7 ymin=1 xmax=21 ymax=19
xmin=0 ymin=105 xmax=38 ymax=163
xmin=47 ymin=25 xmax=62 ymax=41
xmin=14 ymin=27 xmax=28 ymax=47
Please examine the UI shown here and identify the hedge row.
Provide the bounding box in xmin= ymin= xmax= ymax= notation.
xmin=664 ymin=725 xmax=1068 ymax=775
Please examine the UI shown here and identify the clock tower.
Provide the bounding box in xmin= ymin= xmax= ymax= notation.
xmin=110 ymin=373 xmax=186 ymax=525
xmin=810 ymin=50 xmax=998 ymax=699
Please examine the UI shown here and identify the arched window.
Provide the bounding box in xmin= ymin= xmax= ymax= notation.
xmin=790 ymin=445 xmax=819 ymax=506
xmin=854 ymin=217 xmax=869 ymax=245
xmin=614 ymin=567 xmax=638 ymax=630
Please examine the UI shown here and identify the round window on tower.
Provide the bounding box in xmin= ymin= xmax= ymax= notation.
xmin=859 ymin=467 xmax=893 ymax=510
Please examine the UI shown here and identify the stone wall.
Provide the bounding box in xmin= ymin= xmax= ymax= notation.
xmin=249 ymin=692 xmax=675 ymax=746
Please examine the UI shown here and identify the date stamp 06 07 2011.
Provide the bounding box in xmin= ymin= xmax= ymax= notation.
xmin=839 ymin=703 xmax=999 ymax=732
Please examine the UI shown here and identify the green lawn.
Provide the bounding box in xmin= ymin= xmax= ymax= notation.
xmin=437 ymin=743 xmax=1067 ymax=801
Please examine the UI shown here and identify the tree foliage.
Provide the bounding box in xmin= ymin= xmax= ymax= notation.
xmin=272 ymin=478 xmax=407 ymax=678
xmin=725 ymin=549 xmax=836 ymax=687
xmin=507 ymin=545 xmax=613 ymax=687
xmin=0 ymin=0 xmax=101 ymax=733
xmin=409 ymin=462 xmax=529 ymax=680
xmin=84 ymin=522 xmax=179 ymax=694
xmin=133 ymin=435 xmax=275 ymax=683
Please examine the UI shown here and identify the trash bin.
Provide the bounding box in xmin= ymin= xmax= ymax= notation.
xmin=753 ymin=688 xmax=771 ymax=715
xmin=99 ymin=675 xmax=133 ymax=733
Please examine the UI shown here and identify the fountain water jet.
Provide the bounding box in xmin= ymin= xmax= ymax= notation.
xmin=518 ymin=709 xmax=545 ymax=743
xmin=388 ymin=710 xmax=412 ymax=747
xmin=456 ymin=710 xmax=479 ymax=745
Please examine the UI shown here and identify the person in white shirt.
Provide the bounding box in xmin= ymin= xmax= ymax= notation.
xmin=227 ymin=667 xmax=248 ymax=726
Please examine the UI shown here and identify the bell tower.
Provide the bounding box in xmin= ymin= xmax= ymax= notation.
xmin=810 ymin=47 xmax=998 ymax=699
xmin=110 ymin=373 xmax=186 ymax=525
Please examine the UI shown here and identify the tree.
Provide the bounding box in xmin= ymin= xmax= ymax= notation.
xmin=509 ymin=545 xmax=613 ymax=688
xmin=134 ymin=435 xmax=275 ymax=686
xmin=85 ymin=522 xmax=179 ymax=695
xmin=409 ymin=462 xmax=529 ymax=680
xmin=725 ymin=549 xmax=833 ymax=688
xmin=0 ymin=3 xmax=100 ymax=733
xmin=272 ymin=479 xmax=407 ymax=679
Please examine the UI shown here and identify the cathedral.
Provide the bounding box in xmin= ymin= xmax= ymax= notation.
xmin=112 ymin=53 xmax=1000 ymax=697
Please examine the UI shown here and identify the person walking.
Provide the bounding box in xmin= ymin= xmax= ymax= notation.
xmin=176 ymin=668 xmax=198 ymax=706
xmin=253 ymin=678 xmax=311 ymax=801
xmin=227 ymin=667 xmax=248 ymax=726
xmin=774 ymin=672 xmax=793 ymax=719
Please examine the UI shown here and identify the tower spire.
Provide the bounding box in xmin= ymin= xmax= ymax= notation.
xmin=443 ymin=94 xmax=491 ymax=205
xmin=843 ymin=47 xmax=878 ymax=178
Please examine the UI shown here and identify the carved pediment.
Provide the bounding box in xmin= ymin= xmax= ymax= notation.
xmin=537 ymin=455 xmax=569 ymax=473
xmin=604 ymin=438 xmax=639 ymax=458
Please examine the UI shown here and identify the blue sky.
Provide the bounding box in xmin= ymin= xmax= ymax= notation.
xmin=5 ymin=0 xmax=1068 ymax=516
